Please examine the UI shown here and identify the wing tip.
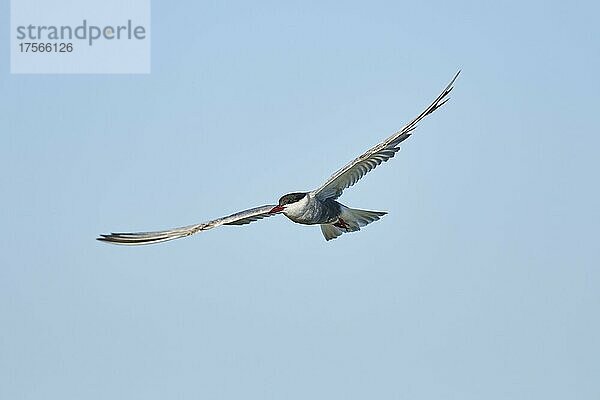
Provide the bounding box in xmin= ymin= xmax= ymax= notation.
xmin=96 ymin=232 xmax=178 ymax=245
xmin=449 ymin=69 xmax=461 ymax=87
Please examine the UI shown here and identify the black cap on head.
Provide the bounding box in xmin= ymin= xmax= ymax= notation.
xmin=278 ymin=192 xmax=307 ymax=205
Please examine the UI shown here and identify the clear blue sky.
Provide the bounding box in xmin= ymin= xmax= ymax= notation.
xmin=1 ymin=0 xmax=599 ymax=399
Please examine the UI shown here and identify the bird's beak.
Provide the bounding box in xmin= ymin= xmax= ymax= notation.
xmin=269 ymin=205 xmax=284 ymax=214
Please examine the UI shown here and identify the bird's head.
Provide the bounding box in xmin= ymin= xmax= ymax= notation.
xmin=269 ymin=192 xmax=308 ymax=214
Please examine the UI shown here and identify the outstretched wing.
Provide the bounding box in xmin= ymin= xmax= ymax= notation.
xmin=312 ymin=71 xmax=460 ymax=200
xmin=97 ymin=204 xmax=279 ymax=245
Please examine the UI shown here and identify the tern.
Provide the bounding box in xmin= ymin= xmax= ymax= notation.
xmin=98 ymin=71 xmax=459 ymax=245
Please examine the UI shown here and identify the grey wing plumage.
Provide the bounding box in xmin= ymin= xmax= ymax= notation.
xmin=97 ymin=204 xmax=278 ymax=245
xmin=312 ymin=71 xmax=460 ymax=200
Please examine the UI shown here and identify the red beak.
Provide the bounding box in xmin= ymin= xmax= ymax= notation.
xmin=269 ymin=205 xmax=284 ymax=214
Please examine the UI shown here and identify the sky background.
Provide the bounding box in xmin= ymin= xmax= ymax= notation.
xmin=1 ymin=0 xmax=599 ymax=399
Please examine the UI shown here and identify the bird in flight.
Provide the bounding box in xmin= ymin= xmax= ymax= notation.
xmin=98 ymin=71 xmax=459 ymax=245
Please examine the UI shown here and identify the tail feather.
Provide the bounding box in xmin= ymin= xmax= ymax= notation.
xmin=321 ymin=224 xmax=344 ymax=241
xmin=320 ymin=207 xmax=387 ymax=241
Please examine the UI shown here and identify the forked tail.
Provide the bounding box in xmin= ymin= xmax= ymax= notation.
xmin=320 ymin=207 xmax=387 ymax=241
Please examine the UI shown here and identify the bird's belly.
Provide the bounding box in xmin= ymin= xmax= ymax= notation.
xmin=284 ymin=202 xmax=340 ymax=225
xmin=286 ymin=213 xmax=320 ymax=225
xmin=285 ymin=208 xmax=318 ymax=225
